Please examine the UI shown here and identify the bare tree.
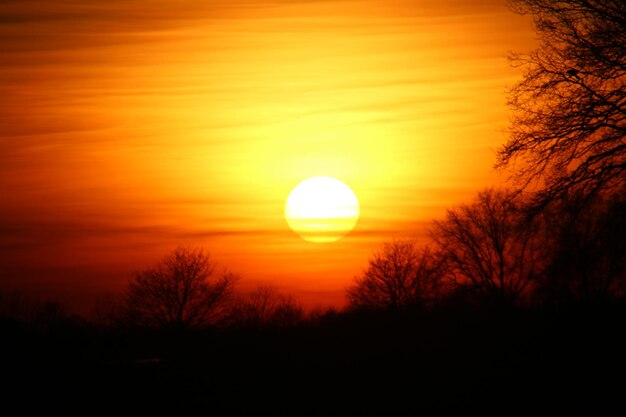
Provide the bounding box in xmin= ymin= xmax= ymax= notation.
xmin=535 ymin=189 xmax=626 ymax=305
xmin=123 ymin=247 xmax=238 ymax=330
xmin=497 ymin=0 xmax=626 ymax=206
xmin=229 ymin=286 xmax=303 ymax=328
xmin=431 ymin=189 xmax=542 ymax=307
xmin=346 ymin=240 xmax=445 ymax=312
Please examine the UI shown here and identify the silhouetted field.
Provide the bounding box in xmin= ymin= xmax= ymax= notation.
xmin=4 ymin=304 xmax=625 ymax=414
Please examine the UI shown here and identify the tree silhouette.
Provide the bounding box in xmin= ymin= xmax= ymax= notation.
xmin=0 ymin=290 xmax=69 ymax=329
xmin=535 ymin=189 xmax=626 ymax=305
xmin=431 ymin=189 xmax=542 ymax=307
xmin=123 ymin=247 xmax=238 ymax=330
xmin=497 ymin=0 xmax=626 ymax=206
xmin=229 ymin=286 xmax=304 ymax=327
xmin=346 ymin=240 xmax=445 ymax=311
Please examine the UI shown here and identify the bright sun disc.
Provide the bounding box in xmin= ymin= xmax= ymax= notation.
xmin=285 ymin=176 xmax=360 ymax=243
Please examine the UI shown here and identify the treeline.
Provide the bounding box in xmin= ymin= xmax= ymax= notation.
xmin=0 ymin=254 xmax=316 ymax=332
xmin=2 ymin=252 xmax=625 ymax=413
xmin=2 ymin=183 xmax=625 ymax=334
xmin=348 ymin=187 xmax=626 ymax=313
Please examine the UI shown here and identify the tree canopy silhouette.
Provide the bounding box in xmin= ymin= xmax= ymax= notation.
xmin=229 ymin=285 xmax=304 ymax=328
xmin=346 ymin=240 xmax=445 ymax=311
xmin=498 ymin=0 xmax=626 ymax=205
xmin=431 ymin=189 xmax=542 ymax=307
xmin=123 ymin=247 xmax=238 ymax=330
xmin=536 ymin=189 xmax=626 ymax=305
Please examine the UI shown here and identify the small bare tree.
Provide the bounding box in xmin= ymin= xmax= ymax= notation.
xmin=123 ymin=247 xmax=238 ymax=330
xmin=229 ymin=286 xmax=304 ymax=328
xmin=431 ymin=189 xmax=542 ymax=307
xmin=346 ymin=240 xmax=445 ymax=312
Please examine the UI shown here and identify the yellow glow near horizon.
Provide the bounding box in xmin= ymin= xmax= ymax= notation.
xmin=285 ymin=177 xmax=360 ymax=243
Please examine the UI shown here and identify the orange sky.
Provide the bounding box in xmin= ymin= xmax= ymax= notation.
xmin=0 ymin=0 xmax=535 ymax=313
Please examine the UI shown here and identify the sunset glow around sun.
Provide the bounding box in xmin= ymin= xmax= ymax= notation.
xmin=0 ymin=0 xmax=536 ymax=311
xmin=285 ymin=177 xmax=360 ymax=243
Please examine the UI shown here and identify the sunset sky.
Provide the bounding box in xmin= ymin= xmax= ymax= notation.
xmin=0 ymin=0 xmax=535 ymax=312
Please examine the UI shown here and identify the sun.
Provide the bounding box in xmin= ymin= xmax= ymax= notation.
xmin=285 ymin=176 xmax=360 ymax=243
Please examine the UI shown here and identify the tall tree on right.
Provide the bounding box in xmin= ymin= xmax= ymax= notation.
xmin=497 ymin=0 xmax=626 ymax=206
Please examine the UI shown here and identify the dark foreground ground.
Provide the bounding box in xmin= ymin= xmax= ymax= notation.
xmin=4 ymin=306 xmax=626 ymax=414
